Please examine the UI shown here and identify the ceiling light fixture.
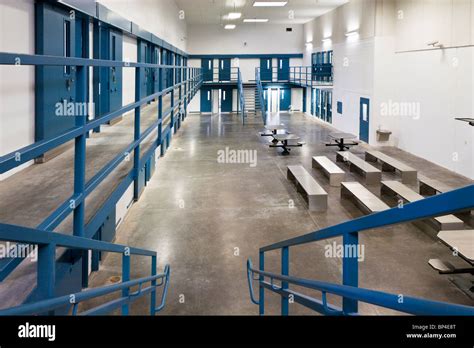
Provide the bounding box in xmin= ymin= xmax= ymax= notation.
xmin=227 ymin=12 xmax=242 ymax=19
xmin=253 ymin=1 xmax=288 ymax=7
xmin=322 ymin=37 xmax=332 ymax=43
xmin=225 ymin=24 xmax=236 ymax=29
xmin=243 ymin=18 xmax=269 ymax=23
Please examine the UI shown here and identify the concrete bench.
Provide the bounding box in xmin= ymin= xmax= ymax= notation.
xmin=312 ymin=156 xmax=345 ymax=187
xmin=381 ymin=181 xmax=464 ymax=231
xmin=287 ymin=165 xmax=328 ymax=211
xmin=418 ymin=175 xmax=454 ymax=196
xmin=365 ymin=150 xmax=417 ymax=184
xmin=336 ymin=152 xmax=382 ymax=185
xmin=341 ymin=182 xmax=389 ymax=214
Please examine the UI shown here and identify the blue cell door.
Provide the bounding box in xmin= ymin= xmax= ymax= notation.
xmin=161 ymin=48 xmax=168 ymax=88
xmin=202 ymin=58 xmax=213 ymax=81
xmin=201 ymin=87 xmax=212 ymax=113
xmin=221 ymin=87 xmax=233 ymax=112
xmin=280 ymin=88 xmax=291 ymax=111
xmin=138 ymin=40 xmax=151 ymax=99
xmin=315 ymin=89 xmax=321 ymax=117
xmin=277 ymin=57 xmax=290 ymax=81
xmin=311 ymin=89 xmax=315 ymax=115
xmin=219 ymin=58 xmax=231 ymax=81
xmin=359 ymin=97 xmax=370 ymax=143
xmin=152 ymin=46 xmax=160 ymax=93
xmin=35 ymin=2 xmax=77 ymax=142
xmin=169 ymin=52 xmax=175 ymax=87
xmin=260 ymin=57 xmax=272 ymax=81
xmin=326 ymin=91 xmax=332 ymax=123
xmin=108 ymin=31 xmax=123 ymax=112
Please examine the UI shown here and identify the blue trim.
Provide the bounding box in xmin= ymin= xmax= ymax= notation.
xmin=189 ymin=54 xmax=303 ymax=59
xmin=97 ymin=3 xmax=132 ymax=33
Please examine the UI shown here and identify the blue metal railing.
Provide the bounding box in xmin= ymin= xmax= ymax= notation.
xmin=0 ymin=222 xmax=170 ymax=315
xmin=237 ymin=69 xmax=246 ymax=124
xmin=289 ymin=66 xmax=333 ymax=88
xmin=0 ymin=52 xmax=202 ymax=301
xmin=247 ymin=184 xmax=474 ymax=316
xmin=255 ymin=68 xmax=267 ymax=125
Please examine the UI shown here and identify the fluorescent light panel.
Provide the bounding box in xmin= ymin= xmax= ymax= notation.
xmin=345 ymin=30 xmax=359 ymax=37
xmin=253 ymin=1 xmax=288 ymax=7
xmin=227 ymin=12 xmax=242 ymax=19
xmin=243 ymin=18 xmax=269 ymax=22
xmin=225 ymin=24 xmax=236 ymax=29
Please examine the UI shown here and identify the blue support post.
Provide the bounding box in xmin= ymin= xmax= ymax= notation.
xmin=37 ymin=243 xmax=56 ymax=315
xmin=281 ymin=246 xmax=289 ymax=315
xmin=74 ymin=65 xmax=88 ymax=287
xmin=259 ymin=251 xmax=265 ymax=315
xmin=133 ymin=67 xmax=141 ymax=200
xmin=122 ymin=252 xmax=130 ymax=315
xmin=342 ymin=232 xmax=359 ymax=314
xmin=171 ymin=88 xmax=175 ymax=134
xmin=150 ymin=255 xmax=157 ymax=315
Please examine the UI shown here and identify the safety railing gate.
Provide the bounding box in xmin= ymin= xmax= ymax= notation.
xmin=0 ymin=51 xmax=203 ymax=313
xmin=247 ymin=185 xmax=474 ymax=316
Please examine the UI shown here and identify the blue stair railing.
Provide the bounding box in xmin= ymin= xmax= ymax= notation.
xmin=247 ymin=184 xmax=474 ymax=316
xmin=255 ymin=68 xmax=267 ymax=125
xmin=237 ymin=69 xmax=246 ymax=124
xmin=0 ymin=222 xmax=170 ymax=315
xmin=0 ymin=52 xmax=202 ymax=304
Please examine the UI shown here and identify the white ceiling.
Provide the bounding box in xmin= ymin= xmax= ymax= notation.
xmin=175 ymin=0 xmax=348 ymax=25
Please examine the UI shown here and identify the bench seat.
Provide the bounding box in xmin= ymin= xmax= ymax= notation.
xmin=418 ymin=174 xmax=454 ymax=196
xmin=341 ymin=182 xmax=389 ymax=213
xmin=381 ymin=181 xmax=464 ymax=231
xmin=365 ymin=150 xmax=417 ymax=184
xmin=312 ymin=156 xmax=345 ymax=187
xmin=287 ymin=165 xmax=327 ymax=212
xmin=336 ymin=152 xmax=381 ymax=185
xmin=437 ymin=230 xmax=474 ymax=264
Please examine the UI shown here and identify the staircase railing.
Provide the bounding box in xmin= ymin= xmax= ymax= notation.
xmin=0 ymin=222 xmax=170 ymax=315
xmin=255 ymin=68 xmax=267 ymax=125
xmin=237 ymin=69 xmax=246 ymax=124
xmin=247 ymin=184 xmax=474 ymax=316
xmin=0 ymin=52 xmax=202 ymax=302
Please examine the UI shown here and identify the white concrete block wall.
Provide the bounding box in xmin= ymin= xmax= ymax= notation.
xmin=0 ymin=0 xmax=35 ymax=180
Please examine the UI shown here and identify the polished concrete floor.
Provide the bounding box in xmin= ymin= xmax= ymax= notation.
xmin=79 ymin=111 xmax=473 ymax=315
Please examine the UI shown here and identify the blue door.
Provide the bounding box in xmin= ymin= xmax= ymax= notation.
xmin=108 ymin=31 xmax=123 ymax=112
xmin=152 ymin=46 xmax=160 ymax=93
xmin=202 ymin=58 xmax=213 ymax=81
xmin=161 ymin=48 xmax=168 ymax=88
xmin=277 ymin=58 xmax=289 ymax=81
xmin=280 ymin=88 xmax=291 ymax=111
xmin=260 ymin=57 xmax=272 ymax=81
xmin=169 ymin=52 xmax=175 ymax=87
xmin=200 ymin=87 xmax=212 ymax=113
xmin=219 ymin=58 xmax=231 ymax=81
xmin=315 ymin=89 xmax=321 ymax=117
xmin=138 ymin=40 xmax=151 ymax=99
xmin=359 ymin=98 xmax=370 ymax=143
xmin=221 ymin=87 xmax=233 ymax=112
xmin=311 ymin=89 xmax=315 ymax=115
xmin=35 ymin=2 xmax=77 ymax=142
xmin=326 ymin=91 xmax=332 ymax=123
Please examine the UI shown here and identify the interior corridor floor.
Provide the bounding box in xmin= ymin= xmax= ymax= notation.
xmin=84 ymin=111 xmax=473 ymax=315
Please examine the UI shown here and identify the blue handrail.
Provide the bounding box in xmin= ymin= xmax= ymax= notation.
xmin=255 ymin=68 xmax=267 ymax=125
xmin=247 ymin=184 xmax=474 ymax=315
xmin=237 ymin=70 xmax=246 ymax=124
xmin=0 ymin=222 xmax=170 ymax=315
xmin=0 ymin=52 xmax=203 ymax=284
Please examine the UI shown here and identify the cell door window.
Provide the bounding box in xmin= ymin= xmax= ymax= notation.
xmin=64 ymin=20 xmax=71 ymax=75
